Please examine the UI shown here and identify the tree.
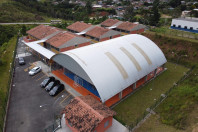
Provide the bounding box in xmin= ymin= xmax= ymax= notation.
xmin=149 ymin=0 xmax=160 ymax=26
xmin=168 ymin=0 xmax=181 ymax=8
xmin=21 ymin=25 xmax=27 ymax=36
xmin=123 ymin=5 xmax=136 ymax=22
xmin=85 ymin=0 xmax=92 ymax=14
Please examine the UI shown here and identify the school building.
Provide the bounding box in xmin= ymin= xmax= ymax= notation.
xmin=51 ymin=34 xmax=167 ymax=107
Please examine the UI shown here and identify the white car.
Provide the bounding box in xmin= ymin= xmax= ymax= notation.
xmin=29 ymin=66 xmax=41 ymax=76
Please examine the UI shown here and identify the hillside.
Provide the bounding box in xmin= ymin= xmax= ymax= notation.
xmin=0 ymin=1 xmax=50 ymax=22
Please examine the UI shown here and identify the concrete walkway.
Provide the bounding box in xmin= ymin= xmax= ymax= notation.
xmin=33 ymin=61 xmax=81 ymax=97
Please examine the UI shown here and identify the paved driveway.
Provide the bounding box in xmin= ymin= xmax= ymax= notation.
xmin=5 ymin=38 xmax=73 ymax=132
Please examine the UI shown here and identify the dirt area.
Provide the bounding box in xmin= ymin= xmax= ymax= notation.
xmin=161 ymin=14 xmax=172 ymax=18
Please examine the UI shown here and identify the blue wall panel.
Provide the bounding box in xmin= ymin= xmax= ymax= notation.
xmin=64 ymin=70 xmax=100 ymax=98
xmin=170 ymin=26 xmax=198 ymax=33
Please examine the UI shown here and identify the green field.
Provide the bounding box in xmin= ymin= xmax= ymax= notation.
xmin=0 ymin=36 xmax=17 ymax=129
xmin=113 ymin=62 xmax=188 ymax=126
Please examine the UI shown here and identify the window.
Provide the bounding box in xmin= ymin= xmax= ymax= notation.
xmin=190 ymin=27 xmax=193 ymax=30
xmin=178 ymin=25 xmax=181 ymax=28
xmin=75 ymin=45 xmax=78 ymax=47
xmin=173 ymin=24 xmax=176 ymax=27
xmin=184 ymin=26 xmax=187 ymax=29
xmin=104 ymin=120 xmax=109 ymax=128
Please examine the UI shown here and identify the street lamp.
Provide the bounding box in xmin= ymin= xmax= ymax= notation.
xmin=40 ymin=95 xmax=64 ymax=122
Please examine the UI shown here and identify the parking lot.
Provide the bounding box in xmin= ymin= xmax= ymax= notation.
xmin=5 ymin=38 xmax=73 ymax=132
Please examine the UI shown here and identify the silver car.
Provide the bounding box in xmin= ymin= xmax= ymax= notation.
xmin=29 ymin=66 xmax=41 ymax=76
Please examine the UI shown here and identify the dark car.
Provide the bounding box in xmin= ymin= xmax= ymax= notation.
xmin=40 ymin=77 xmax=55 ymax=88
xmin=49 ymin=84 xmax=64 ymax=96
xmin=45 ymin=80 xmax=60 ymax=92
xmin=18 ymin=57 xmax=25 ymax=65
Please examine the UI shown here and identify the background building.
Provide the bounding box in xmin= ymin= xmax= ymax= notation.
xmin=101 ymin=19 xmax=146 ymax=35
xmin=171 ymin=18 xmax=198 ymax=33
xmin=67 ymin=21 xmax=120 ymax=42
xmin=45 ymin=31 xmax=91 ymax=53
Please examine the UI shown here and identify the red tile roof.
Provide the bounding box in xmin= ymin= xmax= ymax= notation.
xmin=116 ymin=22 xmax=138 ymax=31
xmin=86 ymin=26 xmax=109 ymax=38
xmin=45 ymin=31 xmax=77 ymax=48
xmin=62 ymin=95 xmax=116 ymax=132
xmin=67 ymin=21 xmax=92 ymax=32
xmin=26 ymin=25 xmax=61 ymax=39
xmin=101 ymin=19 xmax=120 ymax=27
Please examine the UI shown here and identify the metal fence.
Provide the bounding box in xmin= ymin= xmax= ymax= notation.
xmin=128 ymin=65 xmax=195 ymax=132
xmin=0 ymin=35 xmax=19 ymax=132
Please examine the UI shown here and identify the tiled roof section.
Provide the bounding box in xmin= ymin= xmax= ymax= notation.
xmin=45 ymin=31 xmax=76 ymax=48
xmin=86 ymin=26 xmax=109 ymax=38
xmin=63 ymin=95 xmax=116 ymax=132
xmin=67 ymin=21 xmax=92 ymax=32
xmin=101 ymin=19 xmax=120 ymax=27
xmin=116 ymin=22 xmax=138 ymax=31
xmin=26 ymin=25 xmax=61 ymax=39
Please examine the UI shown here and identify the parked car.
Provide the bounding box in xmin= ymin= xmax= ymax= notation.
xmin=29 ymin=66 xmax=41 ymax=76
xmin=49 ymin=84 xmax=64 ymax=96
xmin=40 ymin=77 xmax=55 ymax=88
xmin=45 ymin=80 xmax=60 ymax=92
xmin=18 ymin=57 xmax=25 ymax=65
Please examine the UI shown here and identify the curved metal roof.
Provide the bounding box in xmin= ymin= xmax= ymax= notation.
xmin=52 ymin=34 xmax=167 ymax=102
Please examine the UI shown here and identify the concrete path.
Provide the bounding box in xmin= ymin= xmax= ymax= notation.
xmin=33 ymin=61 xmax=81 ymax=97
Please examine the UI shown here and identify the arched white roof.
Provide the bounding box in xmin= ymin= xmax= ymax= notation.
xmin=52 ymin=34 xmax=167 ymax=102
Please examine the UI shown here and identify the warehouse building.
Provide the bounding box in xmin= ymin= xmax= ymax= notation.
xmin=26 ymin=25 xmax=62 ymax=41
xmin=24 ymin=25 xmax=91 ymax=64
xmin=44 ymin=31 xmax=91 ymax=53
xmin=101 ymin=19 xmax=146 ymax=35
xmin=66 ymin=21 xmax=94 ymax=34
xmin=100 ymin=19 xmax=122 ymax=28
xmin=51 ymin=34 xmax=167 ymax=107
xmin=85 ymin=26 xmax=120 ymax=42
xmin=171 ymin=17 xmax=198 ymax=33
xmin=67 ymin=21 xmax=121 ymax=42
xmin=115 ymin=21 xmax=146 ymax=35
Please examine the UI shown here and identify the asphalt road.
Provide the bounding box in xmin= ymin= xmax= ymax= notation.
xmin=5 ymin=38 xmax=73 ymax=132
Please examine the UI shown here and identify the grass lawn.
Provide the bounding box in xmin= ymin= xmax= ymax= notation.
xmin=113 ymin=62 xmax=189 ymax=126
xmin=0 ymin=36 xmax=17 ymax=128
xmin=0 ymin=0 xmax=9 ymax=4
xmin=148 ymin=27 xmax=198 ymax=43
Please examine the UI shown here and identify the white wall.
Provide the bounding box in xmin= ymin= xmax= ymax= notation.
xmin=171 ymin=19 xmax=198 ymax=30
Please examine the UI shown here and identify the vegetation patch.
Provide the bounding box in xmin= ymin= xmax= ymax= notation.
xmin=113 ymin=62 xmax=188 ymax=126
xmin=0 ymin=2 xmax=47 ymax=22
xmin=0 ymin=36 xmax=17 ymax=128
